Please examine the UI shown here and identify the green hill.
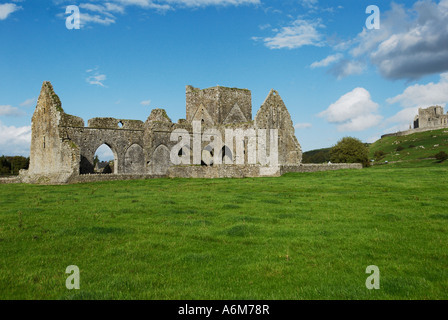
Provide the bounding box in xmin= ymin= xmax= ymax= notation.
xmin=369 ymin=128 xmax=448 ymax=166
xmin=302 ymin=147 xmax=331 ymax=163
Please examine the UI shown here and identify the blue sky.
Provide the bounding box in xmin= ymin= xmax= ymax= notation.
xmin=1 ymin=0 xmax=448 ymax=157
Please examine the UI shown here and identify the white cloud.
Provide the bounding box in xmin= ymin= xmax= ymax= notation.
xmin=20 ymin=97 xmax=37 ymax=107
xmin=385 ymin=107 xmax=420 ymax=128
xmin=161 ymin=0 xmax=260 ymax=7
xmin=329 ymin=60 xmax=365 ymax=79
xmin=310 ymin=53 xmax=342 ymax=68
xmin=80 ymin=12 xmax=116 ymax=26
xmin=86 ymin=69 xmax=107 ymax=87
xmin=79 ymin=3 xmax=125 ymax=16
xmin=337 ymin=113 xmax=383 ymax=132
xmin=0 ymin=105 xmax=26 ymax=117
xmin=258 ymin=23 xmax=271 ymax=30
xmin=0 ymin=3 xmax=21 ymax=20
xmin=140 ymin=99 xmax=151 ymax=106
xmin=300 ymin=0 xmax=318 ymax=9
xmin=386 ymin=73 xmax=448 ymax=108
xmin=256 ymin=18 xmax=325 ymax=49
xmin=384 ymin=72 xmax=448 ymax=131
xmin=319 ymin=87 xmax=382 ymax=132
xmin=0 ymin=120 xmax=31 ymax=156
xmin=294 ymin=123 xmax=312 ymax=129
xmin=366 ymin=135 xmax=380 ymax=144
xmin=351 ymin=1 xmax=448 ymax=80
xmin=58 ymin=0 xmax=259 ymax=26
xmin=318 ymin=1 xmax=448 ymax=80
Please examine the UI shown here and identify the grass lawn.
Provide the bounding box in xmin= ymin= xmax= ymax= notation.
xmin=0 ymin=165 xmax=447 ymax=299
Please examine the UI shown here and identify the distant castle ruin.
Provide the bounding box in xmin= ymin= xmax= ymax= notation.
xmin=14 ymin=82 xmax=360 ymax=184
xmin=413 ymin=106 xmax=448 ymax=129
xmin=382 ymin=106 xmax=448 ymax=138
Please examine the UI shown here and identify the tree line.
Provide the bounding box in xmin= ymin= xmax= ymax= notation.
xmin=303 ymin=137 xmax=371 ymax=167
xmin=0 ymin=156 xmax=30 ymax=176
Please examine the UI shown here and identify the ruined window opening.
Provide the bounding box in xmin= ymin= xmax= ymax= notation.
xmin=43 ymin=136 xmax=46 ymax=149
xmin=94 ymin=144 xmax=116 ymax=174
xmin=118 ymin=121 xmax=123 ymax=128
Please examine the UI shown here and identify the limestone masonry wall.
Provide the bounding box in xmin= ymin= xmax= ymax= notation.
xmin=17 ymin=81 xmax=361 ymax=184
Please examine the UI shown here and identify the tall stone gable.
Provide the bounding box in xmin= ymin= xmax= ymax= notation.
xmin=255 ymin=89 xmax=302 ymax=165
xmin=25 ymin=82 xmax=82 ymax=183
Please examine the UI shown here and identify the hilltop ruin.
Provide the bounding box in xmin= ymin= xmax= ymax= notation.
xmin=382 ymin=106 xmax=448 ymax=138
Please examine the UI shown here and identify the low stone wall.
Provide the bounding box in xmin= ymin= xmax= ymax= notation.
xmin=0 ymin=177 xmax=21 ymax=184
xmin=168 ymin=165 xmax=269 ymax=179
xmin=281 ymin=163 xmax=363 ymax=174
xmin=381 ymin=126 xmax=448 ymax=138
xmin=168 ymin=163 xmax=362 ymax=179
xmin=69 ymin=173 xmax=166 ymax=184
xmin=3 ymin=163 xmax=362 ymax=185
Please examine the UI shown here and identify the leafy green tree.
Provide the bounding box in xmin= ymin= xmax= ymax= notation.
xmin=330 ymin=137 xmax=370 ymax=167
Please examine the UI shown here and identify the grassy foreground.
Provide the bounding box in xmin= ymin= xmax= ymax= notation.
xmin=1 ymin=166 xmax=447 ymax=300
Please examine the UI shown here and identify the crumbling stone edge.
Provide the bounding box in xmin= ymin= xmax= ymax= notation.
xmin=1 ymin=163 xmax=362 ymax=185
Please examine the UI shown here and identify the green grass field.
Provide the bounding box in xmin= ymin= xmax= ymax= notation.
xmin=1 ymin=164 xmax=447 ymax=300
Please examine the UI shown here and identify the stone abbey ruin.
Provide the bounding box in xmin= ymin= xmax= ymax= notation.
xmin=17 ymin=82 xmax=361 ymax=184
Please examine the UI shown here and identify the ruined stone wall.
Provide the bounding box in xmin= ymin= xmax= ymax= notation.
xmin=381 ymin=125 xmax=448 ymax=138
xmin=168 ymin=164 xmax=361 ymax=179
xmin=168 ymin=165 xmax=268 ymax=179
xmin=21 ymin=81 xmax=307 ymax=184
xmin=61 ymin=126 xmax=145 ymax=174
xmin=24 ymin=82 xmax=80 ymax=184
xmin=186 ymin=86 xmax=252 ymax=125
xmin=255 ymin=89 xmax=302 ymax=165
xmin=416 ymin=106 xmax=448 ymax=129
xmin=68 ymin=173 xmax=164 ymax=184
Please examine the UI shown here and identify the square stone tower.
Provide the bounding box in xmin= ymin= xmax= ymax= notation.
xmin=186 ymin=85 xmax=252 ymax=126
